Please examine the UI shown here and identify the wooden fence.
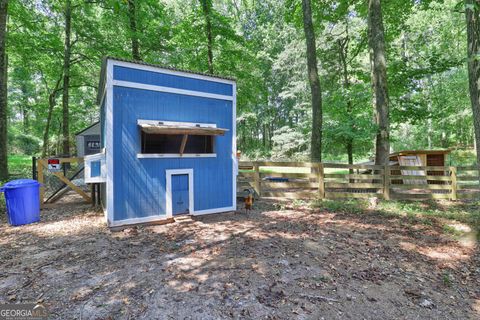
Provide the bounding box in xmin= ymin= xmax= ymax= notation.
xmin=237 ymin=161 xmax=480 ymax=201
xmin=36 ymin=157 xmax=91 ymax=207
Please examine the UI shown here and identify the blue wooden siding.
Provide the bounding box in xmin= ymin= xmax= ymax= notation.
xmin=172 ymin=174 xmax=189 ymax=215
xmin=113 ymin=66 xmax=233 ymax=96
xmin=111 ymin=85 xmax=234 ymax=221
xmin=90 ymin=161 xmax=101 ymax=177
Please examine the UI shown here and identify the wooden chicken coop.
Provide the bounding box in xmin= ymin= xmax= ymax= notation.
xmin=389 ymin=149 xmax=451 ymax=184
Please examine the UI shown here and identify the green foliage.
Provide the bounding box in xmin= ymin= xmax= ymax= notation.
xmin=3 ymin=0 xmax=479 ymax=165
xmin=271 ymin=126 xmax=309 ymax=160
xmin=7 ymin=131 xmax=42 ymax=155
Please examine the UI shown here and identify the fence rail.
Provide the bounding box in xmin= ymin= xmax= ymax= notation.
xmin=237 ymin=161 xmax=480 ymax=201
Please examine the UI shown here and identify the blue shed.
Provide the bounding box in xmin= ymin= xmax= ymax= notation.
xmin=85 ymin=57 xmax=237 ymax=227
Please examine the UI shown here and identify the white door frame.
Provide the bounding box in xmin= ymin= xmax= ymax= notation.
xmin=166 ymin=169 xmax=194 ymax=218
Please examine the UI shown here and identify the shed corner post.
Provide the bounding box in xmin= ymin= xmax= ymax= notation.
xmin=254 ymin=163 xmax=261 ymax=198
xmin=384 ymin=164 xmax=390 ymax=200
xmin=450 ymin=166 xmax=457 ymax=201
xmin=317 ymin=162 xmax=325 ymax=199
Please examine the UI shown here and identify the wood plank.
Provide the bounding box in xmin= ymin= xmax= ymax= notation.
xmin=323 ymin=163 xmax=384 ymax=170
xmin=457 ymin=184 xmax=480 ymax=190
xmin=324 ymin=182 xmax=383 ymax=188
xmin=37 ymin=159 xmax=45 ymax=207
xmin=384 ymin=164 xmax=390 ymax=200
xmin=394 ymin=165 xmax=450 ymax=171
xmin=450 ymin=166 xmax=457 ymax=200
xmin=457 ymin=192 xmax=480 ymax=199
xmin=393 ymin=175 xmax=451 ymax=181
xmin=260 ymin=172 xmax=317 ymax=179
xmin=456 ymin=166 xmax=480 ymax=170
xmin=317 ymin=163 xmax=325 ymax=199
xmin=262 ymin=191 xmax=317 ymax=199
xmin=238 ymin=171 xmax=255 ymax=177
xmin=179 ymin=134 xmax=188 ymax=155
xmin=390 ymin=193 xmax=451 ymax=200
xmin=325 ymin=192 xmax=383 ymax=199
xmin=238 ymin=161 xmax=254 ymax=167
xmin=239 ymin=161 xmax=315 ymax=167
xmin=254 ymin=164 xmax=261 ymax=197
xmin=457 ymin=176 xmax=480 ymax=181
xmin=237 ymin=181 xmax=254 ymax=186
xmin=262 ymin=182 xmax=318 ymax=189
xmin=390 ymin=184 xmax=451 ymax=190
xmin=324 ymin=174 xmax=383 ymax=180
xmin=52 ymin=172 xmax=92 ymax=202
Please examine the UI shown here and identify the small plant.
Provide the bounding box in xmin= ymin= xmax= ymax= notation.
xmin=442 ymin=272 xmax=452 ymax=287
xmin=291 ymin=199 xmax=306 ymax=209
xmin=442 ymin=224 xmax=463 ymax=236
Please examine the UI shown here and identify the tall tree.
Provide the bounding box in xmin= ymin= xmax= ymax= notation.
xmin=465 ymin=0 xmax=480 ymax=165
xmin=128 ymin=0 xmax=141 ymax=60
xmin=0 ymin=0 xmax=7 ymax=180
xmin=337 ymin=22 xmax=354 ymax=165
xmin=61 ymin=0 xmax=72 ymax=155
xmin=200 ymin=0 xmax=214 ymax=74
xmin=301 ymin=0 xmax=322 ymax=162
xmin=368 ymin=0 xmax=390 ymax=165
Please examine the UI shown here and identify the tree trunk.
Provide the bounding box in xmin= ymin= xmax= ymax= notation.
xmin=0 ymin=0 xmax=8 ymax=181
xmin=465 ymin=0 xmax=480 ymax=167
xmin=61 ymin=0 xmax=72 ymax=156
xmin=42 ymin=77 xmax=62 ymax=158
xmin=21 ymin=81 xmax=29 ymax=132
xmin=200 ymin=0 xmax=214 ymax=74
xmin=338 ymin=28 xmax=354 ymax=165
xmin=128 ymin=0 xmax=141 ymax=60
xmin=301 ymin=0 xmax=322 ymax=162
xmin=368 ymin=0 xmax=390 ymax=165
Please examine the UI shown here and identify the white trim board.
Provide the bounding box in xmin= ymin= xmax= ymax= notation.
xmin=137 ymin=119 xmax=217 ymax=128
xmin=113 ymin=80 xmax=234 ymax=102
xmin=109 ymin=214 xmax=170 ymax=227
xmin=106 ymin=60 xmax=114 ymax=224
xmin=138 ymin=154 xmax=216 ymax=159
xmin=110 ymin=60 xmax=236 ymax=86
xmin=193 ymin=206 xmax=236 ymax=216
xmin=109 ymin=206 xmax=235 ymax=227
xmin=165 ymin=169 xmax=194 ymax=218
xmin=232 ymin=82 xmax=237 ymax=212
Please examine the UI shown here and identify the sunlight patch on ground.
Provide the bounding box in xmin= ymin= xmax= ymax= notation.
xmin=399 ymin=241 xmax=472 ymax=263
xmin=27 ymin=215 xmax=105 ymax=237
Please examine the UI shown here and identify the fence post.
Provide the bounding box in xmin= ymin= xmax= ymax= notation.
xmin=450 ymin=166 xmax=457 ymax=201
xmin=32 ymin=156 xmax=37 ymax=180
xmin=37 ymin=159 xmax=44 ymax=208
xmin=254 ymin=163 xmax=261 ymax=197
xmin=384 ymin=164 xmax=390 ymax=200
xmin=317 ymin=162 xmax=325 ymax=199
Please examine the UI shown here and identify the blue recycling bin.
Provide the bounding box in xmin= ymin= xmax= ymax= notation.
xmin=0 ymin=179 xmax=41 ymax=226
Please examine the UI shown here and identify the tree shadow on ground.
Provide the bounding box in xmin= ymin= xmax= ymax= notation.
xmin=0 ymin=196 xmax=478 ymax=319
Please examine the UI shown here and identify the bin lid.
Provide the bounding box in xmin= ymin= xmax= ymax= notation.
xmin=2 ymin=179 xmax=40 ymax=189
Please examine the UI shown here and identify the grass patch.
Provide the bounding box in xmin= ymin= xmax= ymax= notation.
xmin=1 ymin=155 xmax=33 ymax=213
xmin=312 ymin=198 xmax=480 ymax=233
xmin=7 ymin=154 xmax=32 ymax=179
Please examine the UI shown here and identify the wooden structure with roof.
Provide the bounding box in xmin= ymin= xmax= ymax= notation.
xmin=388 ymin=149 xmax=451 ymax=184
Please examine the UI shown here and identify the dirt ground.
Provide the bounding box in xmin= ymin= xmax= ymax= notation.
xmin=0 ymin=193 xmax=479 ymax=319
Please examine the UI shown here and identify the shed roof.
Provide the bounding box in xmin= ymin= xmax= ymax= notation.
xmin=75 ymin=121 xmax=100 ymax=136
xmin=139 ymin=123 xmax=228 ymax=136
xmin=389 ymin=149 xmax=451 ymax=157
xmin=96 ymin=56 xmax=236 ymax=104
